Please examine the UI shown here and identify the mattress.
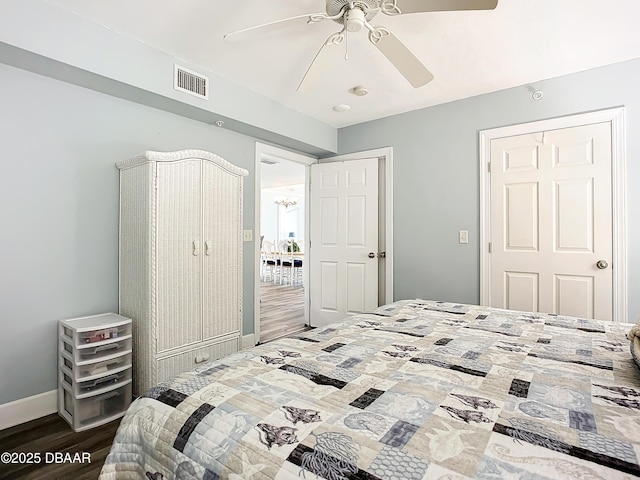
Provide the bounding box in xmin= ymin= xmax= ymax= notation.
xmin=99 ymin=300 xmax=640 ymax=479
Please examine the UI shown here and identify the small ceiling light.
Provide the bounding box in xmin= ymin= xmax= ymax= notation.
xmin=215 ymin=120 xmax=225 ymax=127
xmin=532 ymin=90 xmax=544 ymax=100
xmin=345 ymin=7 xmax=366 ymax=33
xmin=351 ymin=85 xmax=369 ymax=96
xmin=333 ymin=104 xmax=351 ymax=112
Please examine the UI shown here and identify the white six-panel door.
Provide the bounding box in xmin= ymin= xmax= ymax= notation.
xmin=490 ymin=122 xmax=613 ymax=320
xmin=309 ymin=159 xmax=379 ymax=326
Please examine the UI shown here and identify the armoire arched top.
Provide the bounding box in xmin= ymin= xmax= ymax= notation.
xmin=116 ymin=149 xmax=249 ymax=178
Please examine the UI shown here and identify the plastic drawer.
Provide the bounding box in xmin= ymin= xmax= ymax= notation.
xmin=61 ymin=366 xmax=132 ymax=398
xmin=62 ymin=337 xmax=132 ymax=364
xmin=59 ymin=313 xmax=131 ymax=347
xmin=74 ymin=323 xmax=131 ymax=345
xmin=60 ymin=382 xmax=132 ymax=432
xmin=61 ymin=352 xmax=132 ymax=381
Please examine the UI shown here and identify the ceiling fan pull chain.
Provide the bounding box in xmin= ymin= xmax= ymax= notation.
xmin=380 ymin=0 xmax=401 ymax=15
xmin=345 ymin=30 xmax=350 ymax=60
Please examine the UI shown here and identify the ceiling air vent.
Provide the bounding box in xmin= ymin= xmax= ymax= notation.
xmin=174 ymin=65 xmax=208 ymax=100
xmin=261 ymin=159 xmax=279 ymax=165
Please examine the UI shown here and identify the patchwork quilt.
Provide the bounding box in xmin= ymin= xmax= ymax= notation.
xmin=99 ymin=300 xmax=640 ymax=480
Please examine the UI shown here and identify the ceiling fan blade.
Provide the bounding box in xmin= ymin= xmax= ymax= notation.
xmin=371 ymin=29 xmax=433 ymax=88
xmin=382 ymin=0 xmax=498 ymax=15
xmin=224 ymin=13 xmax=327 ymax=43
xmin=297 ymin=31 xmax=344 ymax=92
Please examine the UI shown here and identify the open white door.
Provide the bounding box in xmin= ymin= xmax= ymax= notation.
xmin=309 ymin=159 xmax=379 ymax=327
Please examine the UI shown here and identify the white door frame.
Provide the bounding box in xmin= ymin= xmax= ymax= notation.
xmin=322 ymin=147 xmax=395 ymax=306
xmin=253 ymin=143 xmax=317 ymax=347
xmin=479 ymin=108 xmax=627 ymax=322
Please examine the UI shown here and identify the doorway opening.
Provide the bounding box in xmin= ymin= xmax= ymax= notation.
xmin=253 ymin=144 xmax=394 ymax=345
xmin=254 ymin=143 xmax=316 ymax=344
xmin=260 ymin=159 xmax=306 ymax=342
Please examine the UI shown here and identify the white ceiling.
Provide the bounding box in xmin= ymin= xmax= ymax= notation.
xmin=261 ymin=158 xmax=306 ymax=190
xmin=46 ymin=0 xmax=640 ymax=128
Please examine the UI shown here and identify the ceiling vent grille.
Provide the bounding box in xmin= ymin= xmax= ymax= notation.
xmin=174 ymin=65 xmax=209 ymax=100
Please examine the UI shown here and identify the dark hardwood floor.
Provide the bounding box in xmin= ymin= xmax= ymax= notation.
xmin=0 ymin=413 xmax=120 ymax=480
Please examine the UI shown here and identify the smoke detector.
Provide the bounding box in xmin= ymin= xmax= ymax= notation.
xmin=351 ymin=85 xmax=369 ymax=96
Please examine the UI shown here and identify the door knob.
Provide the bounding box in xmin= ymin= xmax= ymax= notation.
xmin=368 ymin=252 xmax=375 ymax=258
xmin=596 ymin=260 xmax=608 ymax=269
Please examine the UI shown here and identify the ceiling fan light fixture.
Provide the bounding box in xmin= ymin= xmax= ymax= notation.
xmin=345 ymin=7 xmax=366 ymax=32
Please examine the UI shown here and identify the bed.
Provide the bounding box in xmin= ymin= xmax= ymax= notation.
xmin=99 ymin=299 xmax=640 ymax=479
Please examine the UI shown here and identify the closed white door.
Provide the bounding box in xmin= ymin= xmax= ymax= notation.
xmin=309 ymin=159 xmax=379 ymax=326
xmin=490 ymin=122 xmax=613 ymax=320
xmin=156 ymin=160 xmax=203 ymax=351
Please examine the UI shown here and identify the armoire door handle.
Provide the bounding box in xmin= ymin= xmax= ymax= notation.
xmin=205 ymin=240 xmax=212 ymax=256
xmin=192 ymin=240 xmax=200 ymax=256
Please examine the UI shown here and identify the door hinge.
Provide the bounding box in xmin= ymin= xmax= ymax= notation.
xmin=488 ymin=242 xmax=492 ymax=253
xmin=487 ymin=162 xmax=491 ymax=173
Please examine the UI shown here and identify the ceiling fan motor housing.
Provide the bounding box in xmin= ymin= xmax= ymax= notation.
xmin=326 ymin=0 xmax=380 ymax=25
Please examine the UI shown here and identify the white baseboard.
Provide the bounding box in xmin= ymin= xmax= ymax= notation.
xmin=242 ymin=333 xmax=256 ymax=349
xmin=0 ymin=390 xmax=57 ymax=431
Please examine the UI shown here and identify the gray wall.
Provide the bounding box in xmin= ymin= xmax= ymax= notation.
xmin=2 ymin=50 xmax=639 ymax=407
xmin=0 ymin=0 xmax=337 ymax=155
xmin=0 ymin=63 xmax=258 ymax=405
xmin=337 ymin=58 xmax=640 ymax=324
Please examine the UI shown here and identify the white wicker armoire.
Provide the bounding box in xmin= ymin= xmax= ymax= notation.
xmin=117 ymin=150 xmax=248 ymax=396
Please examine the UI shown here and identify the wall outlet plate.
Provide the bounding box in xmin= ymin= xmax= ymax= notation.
xmin=243 ymin=230 xmax=253 ymax=242
xmin=459 ymin=230 xmax=469 ymax=244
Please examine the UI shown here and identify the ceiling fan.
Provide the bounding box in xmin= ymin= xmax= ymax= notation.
xmin=224 ymin=0 xmax=498 ymax=91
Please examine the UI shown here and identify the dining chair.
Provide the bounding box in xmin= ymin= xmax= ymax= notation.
xmin=261 ymin=240 xmax=279 ymax=283
xmin=279 ymin=240 xmax=303 ymax=286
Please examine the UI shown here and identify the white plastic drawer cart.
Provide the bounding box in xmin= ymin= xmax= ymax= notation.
xmin=58 ymin=313 xmax=132 ymax=432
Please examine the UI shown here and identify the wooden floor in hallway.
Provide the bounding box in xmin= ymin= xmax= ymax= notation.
xmin=259 ymin=280 xmax=307 ymax=343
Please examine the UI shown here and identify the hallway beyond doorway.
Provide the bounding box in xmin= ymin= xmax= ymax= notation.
xmin=259 ymin=281 xmax=306 ymax=343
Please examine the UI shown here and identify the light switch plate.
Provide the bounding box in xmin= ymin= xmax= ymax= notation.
xmin=243 ymin=229 xmax=253 ymax=242
xmin=459 ymin=230 xmax=469 ymax=244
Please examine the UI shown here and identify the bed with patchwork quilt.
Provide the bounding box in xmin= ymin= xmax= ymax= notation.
xmin=99 ymin=300 xmax=640 ymax=479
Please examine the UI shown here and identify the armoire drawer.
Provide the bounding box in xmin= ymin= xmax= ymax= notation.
xmin=157 ymin=338 xmax=239 ymax=384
